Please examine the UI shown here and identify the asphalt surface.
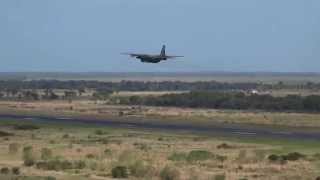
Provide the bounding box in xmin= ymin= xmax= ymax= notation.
xmin=0 ymin=114 xmax=320 ymax=141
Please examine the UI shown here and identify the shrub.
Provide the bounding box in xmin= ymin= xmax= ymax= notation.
xmin=46 ymin=160 xmax=60 ymax=171
xmin=61 ymin=160 xmax=73 ymax=170
xmin=104 ymin=149 xmax=112 ymax=156
xmin=14 ymin=124 xmax=40 ymax=130
xmin=268 ymin=152 xmax=305 ymax=162
xmin=268 ymin=154 xmax=280 ymax=161
xmin=282 ymin=152 xmax=305 ymax=161
xmin=9 ymin=143 xmax=19 ymax=154
xmin=0 ymin=167 xmax=9 ymax=174
xmin=45 ymin=177 xmax=57 ymax=180
xmin=217 ymin=143 xmax=233 ymax=149
xmin=36 ymin=160 xmax=86 ymax=171
xmin=214 ymin=174 xmax=226 ymax=180
xmin=111 ymin=166 xmax=128 ymax=178
xmin=36 ymin=161 xmax=48 ymax=170
xmin=23 ymin=146 xmax=35 ymax=166
xmin=187 ymin=150 xmax=213 ymax=162
xmin=73 ymin=160 xmax=86 ymax=169
xmin=12 ymin=167 xmax=20 ymax=175
xmin=134 ymin=143 xmax=150 ymax=151
xmin=168 ymin=152 xmax=188 ymax=161
xmin=129 ymin=160 xmax=151 ymax=177
xmin=95 ymin=129 xmax=108 ymax=135
xmin=62 ymin=134 xmax=69 ymax=139
xmin=215 ymin=155 xmax=227 ymax=162
xmin=86 ymin=153 xmax=96 ymax=159
xmin=0 ymin=131 xmax=14 ymax=137
xmin=41 ymin=148 xmax=53 ymax=160
xmin=160 ymin=166 xmax=180 ymax=180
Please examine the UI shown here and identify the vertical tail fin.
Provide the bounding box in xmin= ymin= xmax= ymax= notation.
xmin=160 ymin=45 xmax=166 ymax=57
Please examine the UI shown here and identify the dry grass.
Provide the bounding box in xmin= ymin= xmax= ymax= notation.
xmin=0 ymin=119 xmax=319 ymax=180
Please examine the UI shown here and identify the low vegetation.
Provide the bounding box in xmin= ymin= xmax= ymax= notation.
xmin=111 ymin=166 xmax=128 ymax=178
xmin=0 ymin=118 xmax=319 ymax=179
xmin=0 ymin=131 xmax=14 ymax=137
xmin=122 ymin=91 xmax=320 ymax=112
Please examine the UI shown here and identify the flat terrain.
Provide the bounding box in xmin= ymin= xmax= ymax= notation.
xmin=0 ymin=118 xmax=319 ymax=180
xmin=1 ymin=100 xmax=320 ymax=128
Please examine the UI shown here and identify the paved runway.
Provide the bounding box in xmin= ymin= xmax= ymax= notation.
xmin=0 ymin=114 xmax=319 ymax=141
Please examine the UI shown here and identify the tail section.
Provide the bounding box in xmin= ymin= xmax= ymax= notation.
xmin=160 ymin=45 xmax=166 ymax=57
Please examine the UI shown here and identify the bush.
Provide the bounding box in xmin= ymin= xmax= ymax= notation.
xmin=168 ymin=152 xmax=188 ymax=161
xmin=9 ymin=143 xmax=19 ymax=154
xmin=95 ymin=129 xmax=108 ymax=135
xmin=112 ymin=166 xmax=128 ymax=178
xmin=23 ymin=146 xmax=35 ymax=166
xmin=36 ymin=160 xmax=86 ymax=171
xmin=62 ymin=134 xmax=69 ymax=139
xmin=268 ymin=152 xmax=305 ymax=162
xmin=217 ymin=143 xmax=233 ymax=149
xmin=45 ymin=177 xmax=56 ymax=180
xmin=214 ymin=174 xmax=226 ymax=180
xmin=0 ymin=167 xmax=9 ymax=174
xmin=268 ymin=154 xmax=280 ymax=161
xmin=134 ymin=143 xmax=150 ymax=151
xmin=47 ymin=160 xmax=61 ymax=170
xmin=187 ymin=150 xmax=213 ymax=162
xmin=73 ymin=160 xmax=86 ymax=169
xmin=160 ymin=166 xmax=180 ymax=180
xmin=41 ymin=148 xmax=53 ymax=160
xmin=104 ymin=149 xmax=112 ymax=156
xmin=282 ymin=152 xmax=305 ymax=161
xmin=12 ymin=167 xmax=20 ymax=175
xmin=38 ymin=160 xmax=59 ymax=171
xmin=0 ymin=131 xmax=14 ymax=137
xmin=86 ymin=153 xmax=96 ymax=159
xmin=14 ymin=124 xmax=40 ymax=130
xmin=215 ymin=155 xmax=227 ymax=162
xmin=129 ymin=160 xmax=151 ymax=177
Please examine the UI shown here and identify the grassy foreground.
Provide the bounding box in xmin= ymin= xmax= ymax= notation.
xmin=0 ymin=118 xmax=319 ymax=180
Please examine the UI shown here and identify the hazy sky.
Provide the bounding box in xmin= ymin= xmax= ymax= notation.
xmin=1 ymin=0 xmax=319 ymax=72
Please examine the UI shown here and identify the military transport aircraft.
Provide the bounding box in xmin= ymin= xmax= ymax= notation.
xmin=121 ymin=45 xmax=183 ymax=63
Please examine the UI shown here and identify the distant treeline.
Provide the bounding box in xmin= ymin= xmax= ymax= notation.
xmin=120 ymin=92 xmax=320 ymax=112
xmin=0 ymin=80 xmax=320 ymax=92
xmin=0 ymin=80 xmax=258 ymax=91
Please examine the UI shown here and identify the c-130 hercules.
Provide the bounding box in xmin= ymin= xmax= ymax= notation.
xmin=122 ymin=45 xmax=183 ymax=63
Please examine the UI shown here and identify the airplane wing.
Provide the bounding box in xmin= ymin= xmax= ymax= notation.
xmin=121 ymin=53 xmax=148 ymax=58
xmin=165 ymin=55 xmax=184 ymax=59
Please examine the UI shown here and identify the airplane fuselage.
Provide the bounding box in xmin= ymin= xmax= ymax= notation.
xmin=122 ymin=45 xmax=183 ymax=63
xmin=136 ymin=55 xmax=167 ymax=63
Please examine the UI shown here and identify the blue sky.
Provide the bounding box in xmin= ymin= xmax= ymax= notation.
xmin=0 ymin=0 xmax=319 ymax=72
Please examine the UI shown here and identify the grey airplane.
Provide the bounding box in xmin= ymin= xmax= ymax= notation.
xmin=122 ymin=45 xmax=183 ymax=63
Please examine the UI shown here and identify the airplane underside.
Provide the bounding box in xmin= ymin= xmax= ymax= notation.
xmin=138 ymin=57 xmax=163 ymax=63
